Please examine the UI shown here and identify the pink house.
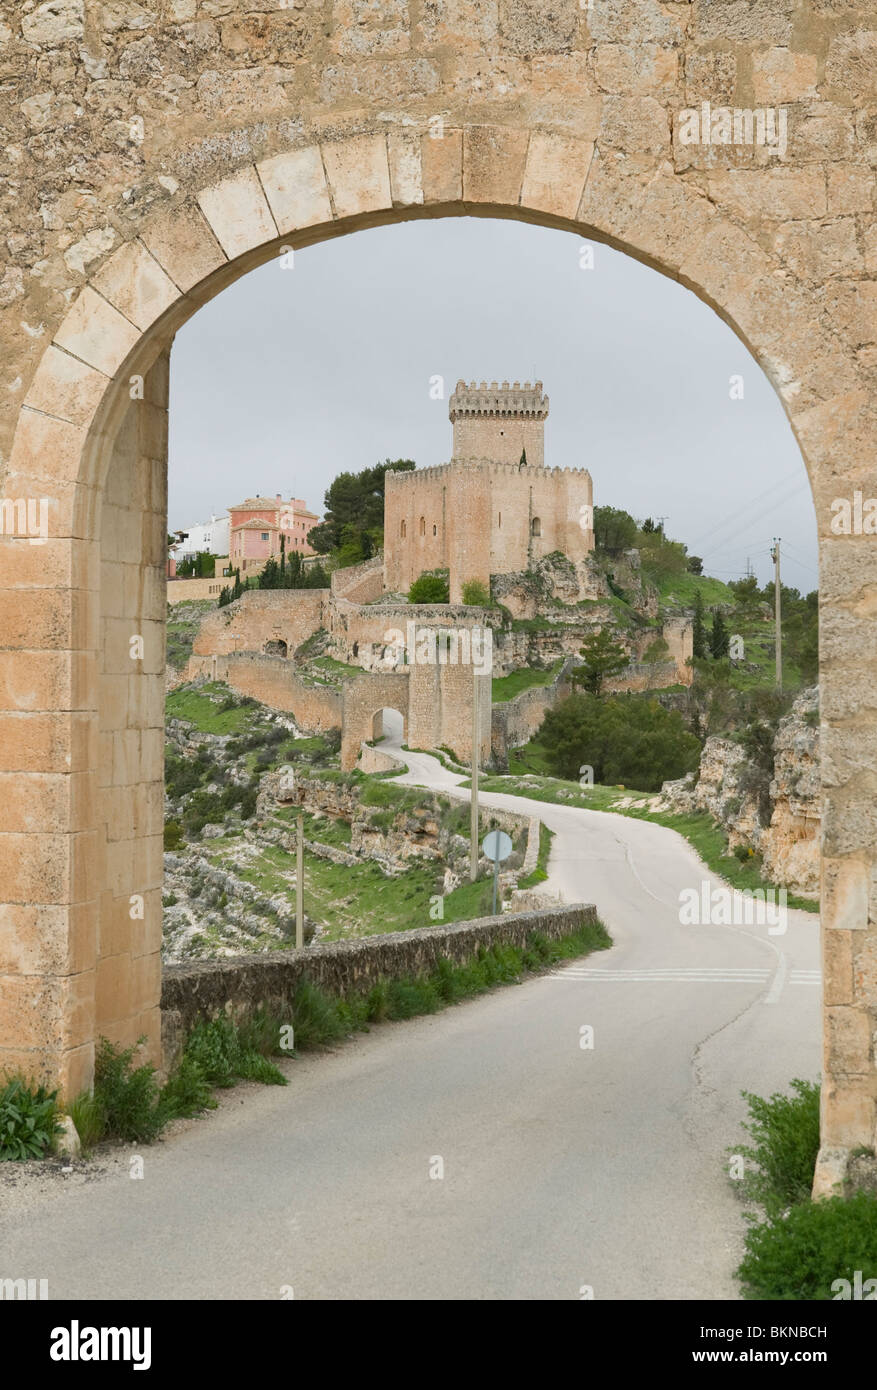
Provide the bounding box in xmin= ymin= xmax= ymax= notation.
xmin=228 ymin=493 xmax=320 ymax=575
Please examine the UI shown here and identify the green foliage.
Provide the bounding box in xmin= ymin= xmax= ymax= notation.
xmin=256 ymin=551 xmax=329 ymax=591
xmin=737 ymin=1193 xmax=877 ymax=1300
xmin=540 ymin=692 xmax=701 ymax=791
xmin=93 ymin=1036 xmax=166 ymax=1143
xmin=570 ymin=625 xmax=629 ymax=695
xmin=177 ymin=551 xmax=215 ymax=579
xmin=0 ymin=1076 xmax=61 ymax=1161
xmin=735 ymin=1079 xmax=821 ymax=1214
xmin=688 ymin=554 xmax=703 ymax=574
xmin=637 ymin=530 xmax=689 ymax=586
xmin=183 ymin=1015 xmax=286 ymax=1088
xmin=68 ymin=1089 xmax=105 ymax=1155
xmin=593 ymin=505 xmax=639 ymax=555
xmin=709 ymin=607 xmax=730 ymax=659
xmin=692 ymin=590 xmax=708 ymax=660
xmin=408 ymin=572 xmax=450 ymax=604
xmin=164 ymin=818 xmax=184 ymax=850
xmin=461 ymin=578 xmax=491 ymax=606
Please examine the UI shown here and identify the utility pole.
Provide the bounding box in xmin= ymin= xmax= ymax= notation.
xmin=296 ymin=811 xmax=304 ymax=948
xmin=770 ymin=538 xmax=782 ymax=690
xmin=470 ymin=670 xmax=479 ymax=882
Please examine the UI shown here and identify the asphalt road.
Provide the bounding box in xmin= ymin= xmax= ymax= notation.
xmin=0 ymin=743 xmax=821 ymax=1300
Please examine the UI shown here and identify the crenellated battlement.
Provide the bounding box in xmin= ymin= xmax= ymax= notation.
xmin=386 ymin=458 xmax=592 ymax=484
xmin=448 ymin=380 xmax=549 ymax=421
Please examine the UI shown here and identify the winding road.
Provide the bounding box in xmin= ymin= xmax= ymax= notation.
xmin=0 ymin=739 xmax=820 ymax=1300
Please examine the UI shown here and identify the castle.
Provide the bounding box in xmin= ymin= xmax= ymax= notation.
xmin=384 ymin=381 xmax=594 ymax=603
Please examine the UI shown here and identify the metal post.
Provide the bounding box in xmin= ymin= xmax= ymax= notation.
xmin=296 ymin=811 xmax=304 ymax=949
xmin=771 ymin=538 xmax=782 ymax=690
xmin=470 ymin=670 xmax=479 ymax=882
xmin=492 ymin=852 xmax=499 ymax=917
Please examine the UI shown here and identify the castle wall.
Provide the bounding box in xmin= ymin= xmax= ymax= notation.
xmin=385 ymin=462 xmax=594 ymax=604
xmin=192 ymin=590 xmax=328 ymax=661
xmin=188 ymin=652 xmax=342 ymax=733
xmin=454 ymin=415 xmax=545 ymax=469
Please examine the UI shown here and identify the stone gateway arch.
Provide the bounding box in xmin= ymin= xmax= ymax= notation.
xmin=1 ymin=2 xmax=875 ymax=1189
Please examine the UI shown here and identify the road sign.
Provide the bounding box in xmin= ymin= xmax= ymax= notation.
xmin=482 ymin=829 xmax=513 ymax=863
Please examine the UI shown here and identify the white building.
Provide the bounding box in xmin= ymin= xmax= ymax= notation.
xmin=177 ymin=513 xmax=230 ymax=560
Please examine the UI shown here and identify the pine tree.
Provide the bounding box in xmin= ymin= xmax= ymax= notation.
xmin=709 ymin=608 xmax=730 ymax=659
xmin=692 ymin=590 xmax=708 ymax=659
xmin=571 ymin=626 xmax=629 ymax=696
xmin=280 ymin=533 xmax=285 ymax=577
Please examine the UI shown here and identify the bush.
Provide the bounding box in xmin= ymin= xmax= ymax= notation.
xmin=408 ymin=572 xmax=449 ymax=604
xmin=93 ymin=1036 xmax=166 ymax=1143
xmin=461 ymin=579 xmax=491 ymax=606
xmin=0 ymin=1076 xmax=61 ymax=1161
xmin=164 ymin=819 xmax=184 ymax=851
xmin=737 ymin=1192 xmax=877 ymax=1300
xmin=184 ymin=1015 xmax=286 ymax=1088
xmin=736 ymin=1078 xmax=821 ymax=1213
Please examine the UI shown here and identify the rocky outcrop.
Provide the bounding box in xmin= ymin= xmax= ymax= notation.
xmin=660 ymin=687 xmax=820 ymax=897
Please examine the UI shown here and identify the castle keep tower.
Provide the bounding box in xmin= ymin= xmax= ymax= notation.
xmin=449 ymin=379 xmax=549 ymax=468
xmin=384 ymin=378 xmax=593 ymax=603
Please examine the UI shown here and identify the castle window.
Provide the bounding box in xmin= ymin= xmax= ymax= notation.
xmin=531 ymin=517 xmax=541 ymax=537
xmin=419 ymin=516 xmax=426 ymax=536
xmin=432 ymin=524 xmax=437 ymax=536
xmin=498 ymin=512 xmax=502 ymax=528
xmin=400 ymin=520 xmax=406 ymax=538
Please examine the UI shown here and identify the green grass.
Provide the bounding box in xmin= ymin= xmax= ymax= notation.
xmin=492 ymin=659 xmax=563 ymax=704
xmin=658 ymin=571 xmax=733 ymax=607
xmin=309 ymin=655 xmax=362 ymax=682
xmin=166 ymin=684 xmax=256 ymax=735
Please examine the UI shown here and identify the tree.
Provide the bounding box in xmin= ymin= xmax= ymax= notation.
xmin=308 ymin=458 xmax=416 ymax=556
xmin=709 ymin=608 xmax=730 ymax=659
xmin=593 ymin=505 xmax=639 ymax=555
xmin=687 ymin=555 xmax=703 ymax=575
xmin=692 ymin=590 xmax=708 ymax=659
xmin=641 ymin=517 xmax=657 ymax=533
xmin=408 ymin=572 xmax=449 ymax=604
xmin=540 ymin=692 xmax=701 ymax=792
xmin=258 ymin=556 xmax=280 ymax=589
xmin=570 ymin=625 xmax=629 ymax=696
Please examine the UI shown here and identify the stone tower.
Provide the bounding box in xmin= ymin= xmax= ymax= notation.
xmin=449 ymin=380 xmax=549 ymax=469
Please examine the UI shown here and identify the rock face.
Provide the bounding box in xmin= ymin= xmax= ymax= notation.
xmin=762 ymin=688 xmax=820 ymax=898
xmin=661 ymin=687 xmax=820 ymax=898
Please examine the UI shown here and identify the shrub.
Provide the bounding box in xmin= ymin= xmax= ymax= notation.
xmin=461 ymin=579 xmax=491 ymax=606
xmin=0 ymin=1076 xmax=61 ymax=1161
xmin=408 ymin=572 xmax=450 ymax=604
xmin=93 ymin=1036 xmax=165 ymax=1143
xmin=737 ymin=1192 xmax=877 ymax=1300
xmin=540 ymin=691 xmax=701 ymax=792
xmin=736 ymin=1078 xmax=821 ymax=1214
xmin=184 ymin=1015 xmax=286 ymax=1088
xmin=164 ymin=819 xmax=184 ymax=851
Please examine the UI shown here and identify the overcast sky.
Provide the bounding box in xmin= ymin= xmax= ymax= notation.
xmin=168 ymin=216 xmax=817 ymax=592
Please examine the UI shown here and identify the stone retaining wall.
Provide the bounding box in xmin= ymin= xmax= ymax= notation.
xmin=161 ymin=903 xmax=597 ymax=1071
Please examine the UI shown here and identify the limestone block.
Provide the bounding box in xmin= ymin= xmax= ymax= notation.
xmin=462 ymin=125 xmax=528 ymax=205
xmin=24 ymin=346 xmax=110 ymax=429
xmin=421 ymin=128 xmax=462 ymax=202
xmin=824 ymin=927 xmax=854 ymax=1007
xmin=520 ymin=131 xmax=593 ymax=220
xmin=387 ymin=130 xmax=423 ymax=206
xmin=826 ymin=1005 xmax=873 ymax=1074
xmin=322 ymin=134 xmax=392 ymax=219
xmin=707 ymin=167 xmax=827 ymax=222
xmin=773 ymin=219 xmax=863 ymax=282
xmin=140 ymin=202 xmax=227 ymax=293
xmin=197 ymin=166 xmax=278 ymax=261
xmin=823 ymin=856 xmax=870 ymax=930
xmin=53 ymin=287 xmax=141 ymax=378
xmin=498 ymin=0 xmax=580 ymax=55
xmin=825 ymin=29 xmax=877 ymax=105
xmin=21 ymin=0 xmax=84 ymax=44
xmin=416 ymin=0 xmax=498 ymax=52
xmin=257 ymin=145 xmax=333 ymax=233
xmin=751 ymin=47 xmax=819 ymax=103
xmin=593 ymin=43 xmax=678 ymax=95
xmin=92 ymin=240 xmax=180 ymax=332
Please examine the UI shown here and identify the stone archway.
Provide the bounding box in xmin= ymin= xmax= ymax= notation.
xmin=1 ymin=7 xmax=875 ymax=1177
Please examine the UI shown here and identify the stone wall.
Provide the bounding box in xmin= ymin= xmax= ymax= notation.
xmin=492 ymin=665 xmax=574 ymax=768
xmin=167 ymin=577 xmax=226 ymax=603
xmin=193 ymin=589 xmax=328 ymax=660
xmin=161 ymin=903 xmax=598 ymax=1071
xmin=189 ymin=652 xmax=343 ymax=733
xmin=330 ymin=554 xmax=384 ymax=605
